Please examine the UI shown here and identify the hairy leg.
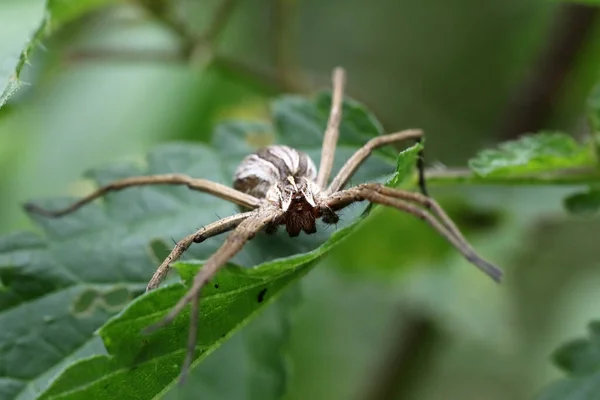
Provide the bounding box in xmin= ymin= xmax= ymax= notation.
xmin=24 ymin=173 xmax=261 ymax=217
xmin=316 ymin=67 xmax=346 ymax=189
xmin=325 ymin=185 xmax=502 ymax=282
xmin=144 ymin=205 xmax=283 ymax=383
xmin=146 ymin=211 xmax=256 ymax=291
xmin=326 ymin=129 xmax=424 ymax=195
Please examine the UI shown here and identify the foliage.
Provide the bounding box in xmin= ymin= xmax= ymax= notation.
xmin=563 ymin=189 xmax=600 ymax=215
xmin=0 ymin=92 xmax=407 ymax=399
xmin=3 ymin=1 xmax=600 ymax=399
xmin=468 ymin=132 xmax=595 ymax=177
xmin=5 ymin=93 xmax=599 ymax=399
xmin=0 ymin=0 xmax=130 ymax=108
xmin=537 ymin=322 xmax=600 ymax=400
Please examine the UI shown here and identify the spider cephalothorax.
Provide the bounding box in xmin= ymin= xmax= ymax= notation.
xmin=25 ymin=67 xmax=503 ymax=384
xmin=234 ymin=145 xmax=334 ymax=236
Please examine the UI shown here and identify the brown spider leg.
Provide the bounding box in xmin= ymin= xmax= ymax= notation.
xmin=144 ymin=206 xmax=283 ymax=383
xmin=375 ymin=185 xmax=478 ymax=254
xmin=326 ymin=129 xmax=424 ymax=195
xmin=24 ymin=173 xmax=261 ymax=217
xmin=146 ymin=211 xmax=255 ymax=291
xmin=316 ymin=67 xmax=346 ymax=189
xmin=326 ymin=187 xmax=503 ymax=282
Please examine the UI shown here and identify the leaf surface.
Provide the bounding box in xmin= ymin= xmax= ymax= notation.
xmin=0 ymin=93 xmax=410 ymax=399
xmin=0 ymin=0 xmax=126 ymax=110
xmin=537 ymin=321 xmax=600 ymax=400
xmin=468 ymin=132 xmax=595 ymax=177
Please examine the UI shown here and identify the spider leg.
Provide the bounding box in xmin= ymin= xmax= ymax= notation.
xmin=325 ymin=185 xmax=503 ymax=282
xmin=316 ymin=67 xmax=346 ymax=189
xmin=375 ymin=186 xmax=474 ymax=252
xmin=144 ymin=206 xmax=283 ymax=383
xmin=146 ymin=211 xmax=255 ymax=291
xmin=326 ymin=130 xmax=424 ymax=195
xmin=24 ymin=173 xmax=261 ymax=217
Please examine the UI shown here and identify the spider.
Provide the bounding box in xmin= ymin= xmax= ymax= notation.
xmin=25 ymin=67 xmax=502 ymax=383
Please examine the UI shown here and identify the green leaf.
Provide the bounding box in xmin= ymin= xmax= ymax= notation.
xmin=563 ymin=189 xmax=600 ymax=215
xmin=0 ymin=93 xmax=402 ymax=399
xmin=0 ymin=1 xmax=46 ymax=108
xmin=273 ymin=92 xmax=397 ymax=164
xmin=38 ymin=230 xmax=354 ymax=400
xmin=537 ymin=322 xmax=600 ymax=399
xmin=46 ymin=0 xmax=123 ymax=26
xmin=0 ymin=0 xmax=126 ymax=110
xmin=468 ymin=132 xmax=595 ymax=177
xmin=388 ymin=141 xmax=423 ymax=188
xmin=553 ymin=322 xmax=600 ymax=375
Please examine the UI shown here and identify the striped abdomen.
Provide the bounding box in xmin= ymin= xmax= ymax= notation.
xmin=233 ymin=145 xmax=317 ymax=198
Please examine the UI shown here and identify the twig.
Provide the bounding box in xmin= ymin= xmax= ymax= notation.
xmin=212 ymin=54 xmax=310 ymax=93
xmin=64 ymin=46 xmax=310 ymax=93
xmin=141 ymin=0 xmax=241 ymax=59
xmin=201 ymin=0 xmax=241 ymax=43
xmin=499 ymin=3 xmax=600 ymax=139
xmin=424 ymin=167 xmax=600 ymax=186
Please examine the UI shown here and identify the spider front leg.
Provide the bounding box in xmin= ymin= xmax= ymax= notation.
xmin=325 ymin=184 xmax=503 ymax=282
xmin=24 ymin=173 xmax=261 ymax=216
xmin=144 ymin=206 xmax=283 ymax=383
xmin=316 ymin=67 xmax=346 ymax=189
xmin=146 ymin=211 xmax=255 ymax=291
xmin=325 ymin=129 xmax=425 ymax=195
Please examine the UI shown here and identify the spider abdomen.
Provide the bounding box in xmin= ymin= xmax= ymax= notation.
xmin=233 ymin=145 xmax=317 ymax=198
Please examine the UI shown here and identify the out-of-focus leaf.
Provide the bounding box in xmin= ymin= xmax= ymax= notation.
xmin=586 ymin=83 xmax=600 ymax=159
xmin=553 ymin=322 xmax=600 ymax=375
xmin=537 ymin=321 xmax=600 ymax=399
xmin=0 ymin=0 xmax=127 ymax=110
xmin=274 ymin=92 xmax=398 ymax=163
xmin=563 ymin=189 xmax=600 ymax=215
xmin=0 ymin=1 xmax=46 ymax=108
xmin=46 ymin=0 xmax=123 ymax=26
xmin=587 ymin=84 xmax=600 ymax=133
xmin=559 ymin=0 xmax=600 ymax=5
xmin=0 ymin=93 xmax=406 ymax=399
xmin=468 ymin=132 xmax=595 ymax=177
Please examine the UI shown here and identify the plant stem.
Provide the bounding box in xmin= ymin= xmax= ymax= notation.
xmin=425 ymin=167 xmax=600 ymax=186
xmin=499 ymin=3 xmax=600 ymax=139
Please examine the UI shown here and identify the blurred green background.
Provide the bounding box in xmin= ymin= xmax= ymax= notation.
xmin=2 ymin=0 xmax=600 ymax=399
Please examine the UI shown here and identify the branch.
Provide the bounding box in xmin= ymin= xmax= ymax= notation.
xmin=424 ymin=167 xmax=600 ymax=186
xmin=201 ymin=0 xmax=241 ymax=44
xmin=140 ymin=0 xmax=241 ymax=60
xmin=499 ymin=3 xmax=600 ymax=139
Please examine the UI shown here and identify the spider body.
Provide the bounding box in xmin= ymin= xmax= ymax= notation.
xmin=25 ymin=67 xmax=503 ymax=384
xmin=234 ymin=145 xmax=329 ymax=236
xmin=233 ymin=145 xmax=317 ymax=199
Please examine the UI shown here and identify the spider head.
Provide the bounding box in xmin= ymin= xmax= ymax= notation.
xmin=266 ymin=176 xmax=324 ymax=237
xmin=266 ymin=176 xmax=320 ymax=211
